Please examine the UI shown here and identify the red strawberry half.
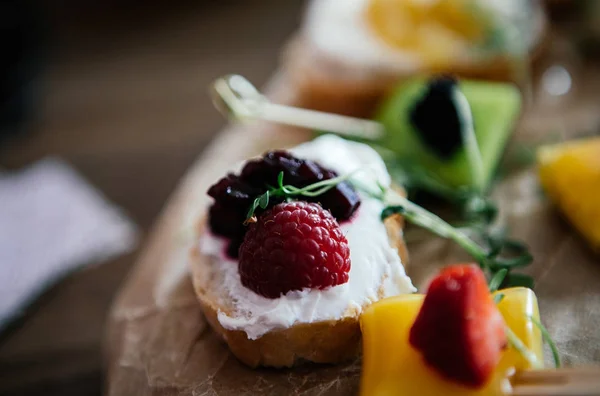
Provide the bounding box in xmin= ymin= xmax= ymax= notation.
xmin=409 ymin=264 xmax=507 ymax=388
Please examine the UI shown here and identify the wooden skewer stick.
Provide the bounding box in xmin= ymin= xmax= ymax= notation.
xmin=511 ymin=367 xmax=600 ymax=396
xmin=210 ymin=74 xmax=385 ymax=141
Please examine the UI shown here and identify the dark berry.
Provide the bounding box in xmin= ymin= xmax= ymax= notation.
xmin=206 ymin=150 xmax=362 ymax=258
xmin=319 ymin=181 xmax=361 ymax=220
xmin=241 ymin=151 xmax=303 ymax=187
xmin=207 ymin=174 xmax=262 ymax=207
xmin=410 ymin=76 xmax=464 ymax=159
xmin=208 ymin=203 xmax=246 ymax=239
xmin=297 ymin=161 xmax=326 ymax=181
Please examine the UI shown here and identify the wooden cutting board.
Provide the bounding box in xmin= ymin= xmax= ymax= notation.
xmin=104 ymin=70 xmax=600 ymax=396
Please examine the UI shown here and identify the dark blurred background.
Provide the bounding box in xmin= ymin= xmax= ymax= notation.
xmin=0 ymin=1 xmax=303 ymax=395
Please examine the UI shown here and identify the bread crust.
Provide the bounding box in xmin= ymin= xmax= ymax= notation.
xmin=189 ymin=213 xmax=408 ymax=368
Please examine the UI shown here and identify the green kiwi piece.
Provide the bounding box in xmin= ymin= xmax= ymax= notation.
xmin=375 ymin=77 xmax=521 ymax=192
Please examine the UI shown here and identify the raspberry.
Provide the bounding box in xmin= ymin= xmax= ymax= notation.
xmin=238 ymin=201 xmax=351 ymax=298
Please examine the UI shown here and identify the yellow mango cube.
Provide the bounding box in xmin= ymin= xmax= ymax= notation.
xmin=538 ymin=137 xmax=600 ymax=250
xmin=360 ymin=288 xmax=543 ymax=396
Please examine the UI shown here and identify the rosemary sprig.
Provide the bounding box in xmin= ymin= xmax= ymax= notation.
xmin=245 ymin=171 xmax=355 ymax=223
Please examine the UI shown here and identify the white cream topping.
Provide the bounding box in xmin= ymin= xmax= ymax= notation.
xmin=199 ymin=135 xmax=415 ymax=340
xmin=304 ymin=0 xmax=422 ymax=73
xmin=303 ymin=0 xmax=543 ymax=74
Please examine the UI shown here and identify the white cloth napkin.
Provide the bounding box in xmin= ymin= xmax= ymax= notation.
xmin=0 ymin=158 xmax=138 ymax=328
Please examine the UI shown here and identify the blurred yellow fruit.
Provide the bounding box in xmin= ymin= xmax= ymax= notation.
xmin=367 ymin=0 xmax=485 ymax=67
xmin=360 ymin=288 xmax=543 ymax=396
xmin=538 ymin=137 xmax=600 ymax=250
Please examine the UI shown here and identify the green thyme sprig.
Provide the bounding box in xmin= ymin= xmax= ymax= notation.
xmin=494 ymin=294 xmax=561 ymax=369
xmin=375 ymin=186 xmax=533 ymax=284
xmin=529 ymin=315 xmax=562 ymax=368
xmin=508 ymin=317 xmax=561 ymax=368
xmin=245 ymin=171 xmax=355 ymax=223
xmin=489 ymin=269 xmax=508 ymax=292
xmin=505 ymin=325 xmax=544 ymax=369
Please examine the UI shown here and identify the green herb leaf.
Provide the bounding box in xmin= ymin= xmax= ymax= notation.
xmin=495 ymin=295 xmax=548 ymax=369
xmin=502 ymin=239 xmax=529 ymax=252
xmin=258 ymin=191 xmax=270 ymax=209
xmin=381 ymin=206 xmax=405 ymax=221
xmin=246 ymin=190 xmax=271 ymax=222
xmin=379 ymin=194 xmax=489 ymax=268
xmin=491 ymin=255 xmax=533 ymax=270
xmin=372 ymin=187 xmax=534 ymax=291
xmin=505 ymin=325 xmax=544 ymax=369
xmin=246 ymin=197 xmax=261 ymax=220
xmin=502 ymin=273 xmax=535 ymax=290
xmin=485 ymin=235 xmax=533 ymax=272
xmin=464 ymin=195 xmax=498 ymax=225
xmin=529 ymin=315 xmax=561 ymax=368
xmin=489 ymin=269 xmax=508 ymax=292
xmin=481 ymin=233 xmax=533 ymax=279
xmin=244 ymin=170 xmax=358 ymax=224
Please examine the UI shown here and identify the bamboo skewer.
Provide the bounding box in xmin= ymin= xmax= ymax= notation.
xmin=210 ymin=74 xmax=385 ymax=140
xmin=511 ymin=368 xmax=600 ymax=396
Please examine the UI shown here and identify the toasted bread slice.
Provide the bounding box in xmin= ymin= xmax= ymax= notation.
xmin=190 ymin=213 xmax=408 ymax=368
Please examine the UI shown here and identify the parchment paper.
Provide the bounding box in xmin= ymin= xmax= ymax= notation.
xmin=105 ymin=71 xmax=600 ymax=396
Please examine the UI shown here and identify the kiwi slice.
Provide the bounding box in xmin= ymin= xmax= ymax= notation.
xmin=376 ymin=77 xmax=521 ymax=192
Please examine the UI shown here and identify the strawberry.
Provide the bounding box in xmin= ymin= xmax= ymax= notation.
xmin=409 ymin=264 xmax=507 ymax=388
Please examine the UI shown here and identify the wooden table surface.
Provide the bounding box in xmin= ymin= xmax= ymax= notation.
xmin=0 ymin=1 xmax=303 ymax=395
